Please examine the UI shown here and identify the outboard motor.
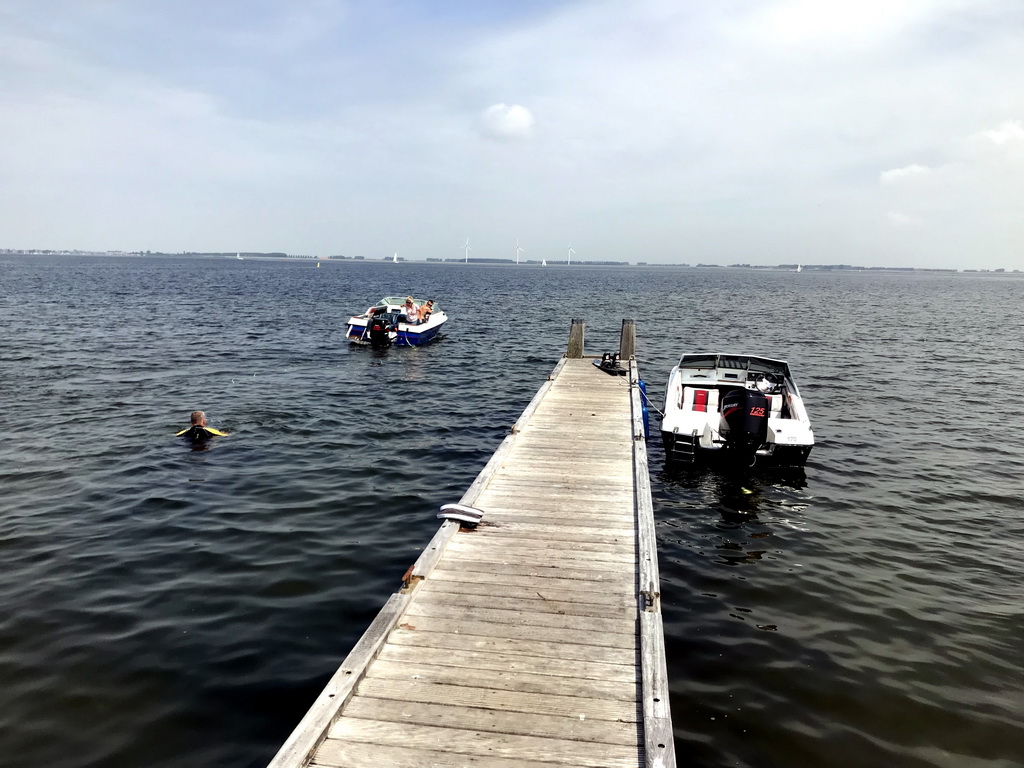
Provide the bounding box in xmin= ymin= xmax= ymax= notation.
xmin=366 ymin=309 xmax=394 ymax=349
xmin=721 ymin=388 xmax=770 ymax=464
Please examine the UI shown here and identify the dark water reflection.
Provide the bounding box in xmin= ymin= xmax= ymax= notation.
xmin=1 ymin=256 xmax=1022 ymax=768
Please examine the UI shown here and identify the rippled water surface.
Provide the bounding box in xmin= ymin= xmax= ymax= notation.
xmin=1 ymin=256 xmax=1022 ymax=768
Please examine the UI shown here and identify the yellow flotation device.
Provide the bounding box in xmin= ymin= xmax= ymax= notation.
xmin=175 ymin=425 xmax=229 ymax=439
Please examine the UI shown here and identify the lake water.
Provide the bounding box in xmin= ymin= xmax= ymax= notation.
xmin=1 ymin=256 xmax=1021 ymax=768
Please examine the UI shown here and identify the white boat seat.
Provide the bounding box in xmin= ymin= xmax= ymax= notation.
xmin=681 ymin=387 xmax=719 ymax=413
xmin=767 ymin=394 xmax=782 ymax=418
xmin=681 ymin=386 xmax=695 ymax=410
xmin=705 ymin=388 xmax=719 ymax=413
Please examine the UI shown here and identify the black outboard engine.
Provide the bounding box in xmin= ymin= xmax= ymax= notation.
xmin=366 ymin=309 xmax=394 ymax=349
xmin=721 ymin=388 xmax=770 ymax=464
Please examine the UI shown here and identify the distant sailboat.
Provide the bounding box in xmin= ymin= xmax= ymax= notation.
xmin=236 ymin=252 xmax=243 ymax=260
xmin=541 ymin=258 xmax=547 ymax=267
xmin=796 ymin=264 xmax=802 ymax=273
xmin=392 ymin=252 xmax=399 ymax=263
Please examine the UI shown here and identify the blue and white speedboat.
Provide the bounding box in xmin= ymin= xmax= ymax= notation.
xmin=345 ymin=296 xmax=447 ymax=347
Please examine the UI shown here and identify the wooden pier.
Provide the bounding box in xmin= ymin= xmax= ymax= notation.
xmin=267 ymin=320 xmax=675 ymax=768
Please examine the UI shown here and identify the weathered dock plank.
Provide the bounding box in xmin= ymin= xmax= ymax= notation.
xmin=267 ymin=350 xmax=674 ymax=768
xmin=340 ymin=698 xmax=639 ymax=745
xmin=402 ymin=601 xmax=636 ymax=635
xmin=385 ymin=629 xmax=636 ymax=666
xmin=312 ymin=741 xmax=561 ymax=768
xmin=391 ymin=614 xmax=635 ymax=650
xmin=322 ymin=719 xmax=642 ymax=768
xmin=374 ymin=643 xmax=639 ymax=682
xmin=443 ymin=540 xmax=636 ymax=565
xmin=343 ymin=679 xmax=638 ymax=722
xmin=428 ymin=567 xmax=633 ymax=591
xmin=412 ymin=594 xmax=633 ymax=622
xmin=366 ymin=657 xmax=638 ymax=699
xmin=429 ymin=560 xmax=631 ymax=584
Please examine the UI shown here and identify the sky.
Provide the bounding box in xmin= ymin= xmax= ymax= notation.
xmin=2 ymin=0 xmax=1024 ymax=269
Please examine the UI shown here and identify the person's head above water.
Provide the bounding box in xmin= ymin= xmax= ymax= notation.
xmin=177 ymin=411 xmax=228 ymax=441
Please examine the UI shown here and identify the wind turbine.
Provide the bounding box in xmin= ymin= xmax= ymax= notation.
xmin=461 ymin=237 xmax=472 ymax=263
xmin=567 ymin=244 xmax=576 ymax=266
xmin=515 ymin=238 xmax=525 ymax=265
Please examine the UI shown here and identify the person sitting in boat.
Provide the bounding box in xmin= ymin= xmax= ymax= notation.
xmin=418 ymin=300 xmax=434 ymax=322
xmin=176 ymin=410 xmax=229 ymax=442
xmin=400 ymin=296 xmax=419 ymax=325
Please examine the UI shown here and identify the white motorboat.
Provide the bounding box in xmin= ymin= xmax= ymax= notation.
xmin=661 ymin=353 xmax=814 ymax=467
xmin=344 ymin=296 xmax=447 ymax=347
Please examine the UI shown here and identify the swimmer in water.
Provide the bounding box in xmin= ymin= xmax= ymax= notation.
xmin=176 ymin=410 xmax=229 ymax=441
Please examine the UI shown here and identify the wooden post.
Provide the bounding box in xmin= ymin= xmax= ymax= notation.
xmin=619 ymin=318 xmax=636 ymax=360
xmin=566 ymin=318 xmax=585 ymax=358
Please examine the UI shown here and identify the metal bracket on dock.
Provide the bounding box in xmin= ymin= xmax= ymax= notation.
xmin=640 ymin=586 xmax=661 ymax=612
xmin=400 ymin=565 xmax=423 ymax=593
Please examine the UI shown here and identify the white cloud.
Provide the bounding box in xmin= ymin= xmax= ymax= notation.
xmin=880 ymin=164 xmax=931 ymax=184
xmin=976 ymin=119 xmax=1024 ymax=145
xmin=734 ymin=0 xmax=975 ymax=50
xmin=873 ymin=119 xmax=1024 ymax=260
xmin=477 ymin=103 xmax=535 ymax=141
xmin=887 ymin=211 xmax=923 ymax=226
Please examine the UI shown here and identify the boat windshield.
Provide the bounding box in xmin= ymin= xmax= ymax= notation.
xmin=746 ymin=358 xmax=786 ymax=377
xmin=377 ymin=296 xmax=441 ymax=312
xmin=679 ymin=353 xmax=787 ymax=378
xmin=679 ymin=354 xmax=717 ymax=369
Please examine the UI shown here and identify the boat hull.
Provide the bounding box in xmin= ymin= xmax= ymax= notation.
xmin=345 ymin=316 xmax=446 ymax=347
xmin=661 ymin=431 xmax=812 ymax=468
